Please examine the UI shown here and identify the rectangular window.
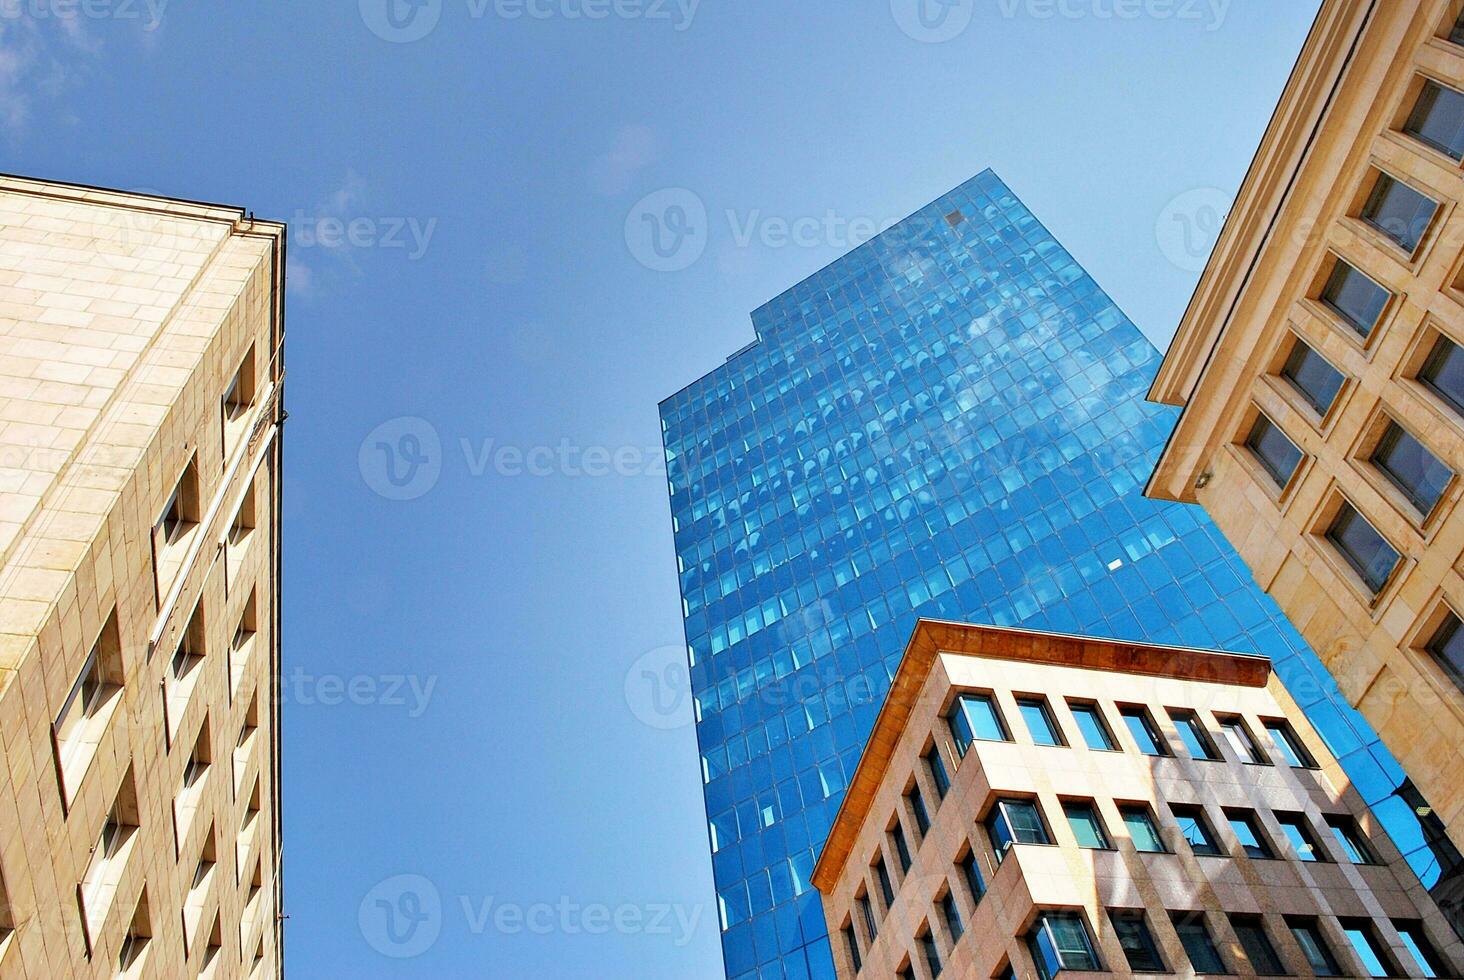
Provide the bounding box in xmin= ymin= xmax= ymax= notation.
xmin=1263 ymin=720 xmax=1317 ymax=768
xmin=986 ymin=798 xmax=1051 ymax=860
xmin=1453 ymin=9 xmax=1464 ymax=45
xmin=1393 ymin=920 xmax=1450 ymax=978
xmin=873 ymin=855 xmax=895 ymax=908
xmin=1062 ymin=800 xmax=1110 ymax=849
xmin=54 ymin=615 xmax=122 ymax=801
xmin=1173 ymin=913 xmax=1227 ymax=974
xmin=857 ymin=892 xmax=877 ymax=943
xmin=843 ymin=923 xmax=863 ymax=974
xmin=1362 ymin=173 xmax=1438 ymax=253
xmin=1169 ymin=709 xmax=1220 ymax=761
xmin=1171 ymin=804 xmax=1222 ymax=855
xmin=925 ymin=747 xmax=951 ymax=800
xmin=1225 ymin=808 xmax=1276 ymax=859
xmin=1276 ymin=812 xmax=1329 ymax=863
xmin=959 ymin=849 xmax=985 ymax=905
xmin=1326 ymin=503 xmax=1400 ymax=595
xmin=1120 ymin=805 xmax=1167 ymax=853
xmin=1119 ymin=705 xmax=1169 ymax=756
xmin=1405 ymin=80 xmax=1464 ymax=159
xmin=1109 ymin=910 xmax=1166 ymax=972
xmin=1246 ymin=416 xmax=1304 ymax=488
xmin=1320 ymin=260 xmax=1390 ymax=336
xmin=1067 ymin=701 xmax=1116 ymax=751
xmin=939 ymin=890 xmax=964 ymax=944
xmin=1287 ymin=918 xmax=1342 ymax=976
xmin=1427 ymin=611 xmax=1464 ymax=691
xmin=921 ymin=926 xmax=943 ymax=978
xmin=1027 ymin=912 xmax=1101 ymax=980
xmin=1341 ymin=919 xmax=1400 ymax=978
xmin=1420 ymin=334 xmax=1464 ymax=417
xmin=948 ymin=692 xmax=1009 ymax=757
xmin=890 ymin=820 xmax=913 ymax=874
xmin=1325 ymin=815 xmax=1378 ymax=864
xmin=908 ymin=785 xmax=931 ymax=838
xmin=1282 ymin=340 xmax=1345 ymax=415
xmin=1217 ymin=715 xmax=1268 ymax=764
xmin=1017 ymin=696 xmax=1065 ymax=746
xmin=1231 ymin=915 xmax=1288 ymax=975
xmin=1372 ymin=421 xmax=1453 ymax=516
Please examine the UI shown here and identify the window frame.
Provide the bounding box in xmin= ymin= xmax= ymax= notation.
xmin=1170 ymin=803 xmax=1223 ymax=856
xmin=947 ymin=691 xmax=1011 ymax=758
xmin=1168 ymin=709 xmax=1221 ymax=761
xmin=1275 ymin=812 xmax=1331 ymax=863
xmin=1262 ymin=719 xmax=1318 ymax=769
xmin=1172 ymin=912 xmax=1228 ymax=974
xmin=1016 ymin=695 xmax=1066 ymax=747
xmin=1118 ymin=705 xmax=1170 ymax=757
xmin=1224 ymin=808 xmax=1277 ymax=860
xmin=1108 ymin=909 xmax=1167 ymax=973
xmin=986 ymin=797 xmax=1053 ymax=860
xmin=1119 ymin=803 xmax=1168 ymax=854
xmin=1244 ymin=414 xmax=1305 ymax=489
xmin=1061 ymin=799 xmax=1112 ymax=851
xmin=1230 ymin=914 xmax=1289 ymax=976
xmin=1323 ymin=500 xmax=1401 ymax=597
xmin=1066 ymin=700 xmax=1117 ymax=752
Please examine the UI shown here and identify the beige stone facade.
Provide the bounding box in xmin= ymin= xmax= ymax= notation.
xmin=812 ymin=620 xmax=1463 ymax=980
xmin=0 ymin=176 xmax=284 ymax=978
xmin=1147 ymin=0 xmax=1464 ymax=853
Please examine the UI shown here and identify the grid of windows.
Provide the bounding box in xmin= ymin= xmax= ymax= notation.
xmin=661 ymin=172 xmax=1427 ymax=979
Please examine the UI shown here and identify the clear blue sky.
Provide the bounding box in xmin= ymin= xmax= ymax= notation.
xmin=2 ymin=1 xmax=1320 ymax=975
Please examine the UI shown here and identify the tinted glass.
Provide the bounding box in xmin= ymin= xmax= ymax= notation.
xmin=1047 ymin=914 xmax=1101 ymax=971
xmin=1219 ymin=718 xmax=1267 ymax=764
xmin=1420 ymin=335 xmax=1464 ymax=416
xmin=1174 ymin=916 xmax=1227 ymax=974
xmin=1362 ymin=174 xmax=1437 ymax=252
xmin=858 ymin=894 xmax=877 ymax=941
xmin=1172 ymin=711 xmax=1219 ymax=760
xmin=1233 ymin=918 xmax=1287 ymax=975
xmin=1327 ymin=818 xmax=1375 ymax=865
xmin=1282 ymin=341 xmax=1345 ymax=414
xmin=1290 ymin=921 xmax=1341 ymax=976
xmin=1327 ymin=504 xmax=1400 ymax=594
xmin=1343 ymin=922 xmax=1396 ymax=978
xmin=1321 ymin=261 xmax=1390 ymax=335
xmin=1069 ymin=703 xmax=1115 ymax=751
xmin=1227 ymin=812 xmax=1275 ymax=859
xmin=951 ymin=693 xmax=1007 ymax=753
xmin=926 ymin=749 xmax=951 ymax=799
xmin=1264 ymin=721 xmax=1316 ymax=768
xmin=1405 ymin=81 xmax=1464 ymax=159
xmin=843 ymin=925 xmax=862 ymax=973
xmin=1372 ymin=422 xmax=1452 ymax=515
xmin=1121 ymin=708 xmax=1167 ymax=756
xmin=1394 ymin=921 xmax=1448 ymax=979
xmin=909 ymin=787 xmax=930 ymax=836
xmin=1019 ymin=698 xmax=1063 ymax=746
xmin=1111 ymin=912 xmax=1166 ymax=972
xmin=1427 ymin=613 xmax=1464 ymax=691
xmin=960 ymin=851 xmax=984 ymax=904
xmin=1064 ymin=802 xmax=1109 ymax=849
xmin=1453 ymin=9 xmax=1464 ymax=45
xmin=1246 ymin=416 xmax=1304 ymax=487
xmin=940 ymin=891 xmax=963 ymax=943
xmin=891 ymin=822 xmax=912 ymax=872
xmin=1174 ymin=807 xmax=1221 ymax=855
xmin=874 ymin=858 xmax=894 ymax=906
xmin=922 ymin=930 xmax=942 ymax=977
xmin=1277 ymin=815 xmax=1326 ymax=862
xmin=1122 ymin=807 xmax=1166 ymax=853
xmin=1005 ymin=800 xmax=1049 ymax=844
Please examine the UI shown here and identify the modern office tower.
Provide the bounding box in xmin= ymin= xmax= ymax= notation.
xmin=0 ymin=176 xmax=284 ymax=978
xmin=1147 ymin=0 xmax=1464 ymax=856
xmin=659 ymin=169 xmax=1457 ymax=980
xmin=812 ymin=619 xmax=1464 ymax=980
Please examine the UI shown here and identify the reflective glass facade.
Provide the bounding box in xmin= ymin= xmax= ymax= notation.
xmin=659 ymin=171 xmax=1438 ymax=980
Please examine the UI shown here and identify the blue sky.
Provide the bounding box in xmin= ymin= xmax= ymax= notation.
xmin=2 ymin=1 xmax=1321 ymax=975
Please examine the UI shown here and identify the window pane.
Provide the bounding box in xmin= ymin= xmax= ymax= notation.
xmin=1121 ymin=707 xmax=1167 ymax=756
xmin=1219 ymin=718 xmax=1267 ymax=764
xmin=1233 ymin=918 xmax=1287 ymax=975
xmin=1111 ymin=912 xmax=1166 ymax=972
xmin=1064 ymin=802 xmax=1109 ymax=849
xmin=1373 ymin=422 xmax=1452 ymax=515
xmin=843 ymin=924 xmax=862 ymax=974
xmin=960 ymin=851 xmax=985 ymax=904
xmin=1227 ymin=811 xmax=1275 ymax=859
xmin=1122 ymin=807 xmax=1166 ymax=853
xmin=1047 ymin=914 xmax=1101 ymax=971
xmin=1453 ymin=9 xmax=1464 ymax=46
xmin=1171 ymin=711 xmax=1219 ymax=760
xmin=1342 ymin=922 xmax=1395 ymax=978
xmin=1362 ymin=174 xmax=1437 ymax=252
xmin=1005 ymin=800 xmax=1050 ymax=844
xmin=1070 ymin=702 xmax=1115 ymax=750
xmin=1019 ymin=698 xmax=1063 ymax=746
xmin=1326 ymin=817 xmax=1375 ymax=865
xmin=891 ymin=822 xmax=912 ymax=872
xmin=1405 ymin=80 xmax=1464 ymax=159
xmin=1264 ymin=721 xmax=1316 ymax=768
xmin=909 ymin=787 xmax=931 ymax=836
xmin=1289 ymin=921 xmax=1341 ymax=976
xmin=926 ymin=748 xmax=951 ymax=799
xmin=955 ymin=693 xmax=1007 ymax=747
xmin=1282 ymin=341 xmax=1345 ymax=414
xmin=1246 ymin=416 xmax=1304 ymax=487
xmin=1174 ymin=916 xmax=1227 ymax=974
xmin=1420 ymin=335 xmax=1464 ymax=417
xmin=940 ymin=891 xmax=963 ymax=943
xmin=1174 ymin=807 xmax=1221 ymax=856
xmin=874 ymin=857 xmax=895 ymax=906
xmin=858 ymin=894 xmax=877 ymax=941
xmin=1320 ymin=261 xmax=1390 ymax=335
xmin=1277 ymin=815 xmax=1326 ymax=862
xmin=1428 ymin=612 xmax=1464 ymax=691
xmin=1327 ymin=503 xmax=1400 ymax=595
xmin=1394 ymin=921 xmax=1448 ymax=979
xmin=921 ymin=930 xmax=943 ymax=977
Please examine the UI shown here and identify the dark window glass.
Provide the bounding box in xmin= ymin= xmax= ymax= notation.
xmin=1028 ymin=912 xmax=1101 ymax=980
xmin=1263 ymin=720 xmax=1317 ymax=768
xmin=1110 ymin=910 xmax=1166 ymax=972
xmin=1017 ymin=696 xmax=1064 ymax=746
xmin=858 ymin=893 xmax=877 ymax=942
xmin=1170 ymin=710 xmax=1220 ymax=760
xmin=1326 ymin=816 xmax=1377 ymax=865
xmin=897 ymin=966 xmax=915 ymax=980
xmin=1232 ymin=916 xmax=1288 ymax=975
xmin=1172 ymin=805 xmax=1222 ymax=856
xmin=1120 ymin=805 xmax=1167 ymax=853
xmin=1063 ymin=801 xmax=1110 ymax=850
xmin=1288 ymin=919 xmax=1342 ymax=976
xmin=874 ymin=856 xmax=895 ymax=908
xmin=921 ymin=928 xmax=943 ymax=978
xmin=1452 ymin=9 xmax=1464 ymax=46
xmin=1426 ymin=611 xmax=1464 ymax=692
xmin=949 ymin=693 xmax=1008 ymax=757
xmin=1393 ymin=920 xmax=1451 ymax=979
xmin=1320 ymin=261 xmax=1390 ymax=336
xmin=1246 ymin=416 xmax=1304 ymax=487
xmin=959 ymin=850 xmax=985 ymax=905
xmin=1342 ymin=919 xmax=1400 ymax=978
xmin=995 ymin=965 xmax=1016 ymax=980
xmin=1218 ymin=716 xmax=1269 ymax=764
xmin=1226 ymin=809 xmax=1276 ymax=859
xmin=1068 ymin=701 xmax=1116 ymax=751
xmin=843 ymin=924 xmax=863 ymax=974
xmin=1173 ymin=914 xmax=1227 ymax=974
xmin=1326 ymin=503 xmax=1400 ymax=595
xmin=926 ymin=747 xmax=951 ymax=800
xmin=1276 ymin=813 xmax=1329 ymax=862
xmin=1419 ymin=334 xmax=1464 ymax=416
xmin=1119 ymin=706 xmax=1169 ymax=756
xmin=909 ymin=786 xmax=931 ymax=838
xmin=986 ymin=798 xmax=1051 ymax=859
xmin=1405 ymin=80 xmax=1464 ymax=159
xmin=940 ymin=890 xmax=964 ymax=944
xmin=891 ymin=821 xmax=912 ymax=874
xmin=1373 ymin=422 xmax=1453 ymax=516
xmin=1362 ymin=174 xmax=1437 ymax=253
xmin=1282 ymin=341 xmax=1346 ymax=414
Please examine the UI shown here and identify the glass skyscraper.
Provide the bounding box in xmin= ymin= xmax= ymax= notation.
xmin=658 ymin=171 xmax=1450 ymax=980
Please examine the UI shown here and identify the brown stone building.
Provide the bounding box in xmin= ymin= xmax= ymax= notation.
xmin=812 ymin=620 xmax=1463 ymax=980
xmin=1146 ymin=0 xmax=1464 ymax=854
xmin=0 ymin=176 xmax=284 ymax=977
